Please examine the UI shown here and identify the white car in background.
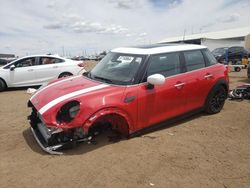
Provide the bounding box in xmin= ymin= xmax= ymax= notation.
xmin=0 ymin=54 xmax=86 ymax=91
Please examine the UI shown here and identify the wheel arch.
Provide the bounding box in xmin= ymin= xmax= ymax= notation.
xmin=58 ymin=72 xmax=73 ymax=78
xmin=82 ymin=107 xmax=133 ymax=137
xmin=204 ymin=78 xmax=228 ymax=107
xmin=216 ymin=79 xmax=229 ymax=93
xmin=0 ymin=77 xmax=8 ymax=88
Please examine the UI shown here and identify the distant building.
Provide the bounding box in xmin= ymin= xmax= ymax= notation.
xmin=159 ymin=26 xmax=250 ymax=51
xmin=0 ymin=53 xmax=15 ymax=58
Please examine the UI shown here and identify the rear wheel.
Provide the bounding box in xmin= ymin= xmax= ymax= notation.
xmin=58 ymin=72 xmax=73 ymax=78
xmin=205 ymin=85 xmax=227 ymax=114
xmin=234 ymin=67 xmax=241 ymax=72
xmin=0 ymin=79 xmax=6 ymax=92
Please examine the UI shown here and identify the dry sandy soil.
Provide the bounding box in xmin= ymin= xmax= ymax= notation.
xmin=0 ymin=65 xmax=250 ymax=188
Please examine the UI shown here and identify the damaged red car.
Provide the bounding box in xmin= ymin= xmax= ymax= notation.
xmin=28 ymin=44 xmax=229 ymax=154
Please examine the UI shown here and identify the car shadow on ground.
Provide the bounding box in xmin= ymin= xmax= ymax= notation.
xmin=22 ymin=111 xmax=206 ymax=156
xmin=22 ymin=128 xmax=48 ymax=155
xmin=68 ymin=112 xmax=207 ymax=156
xmin=22 ymin=127 xmax=123 ymax=156
xmin=2 ymin=86 xmax=40 ymax=92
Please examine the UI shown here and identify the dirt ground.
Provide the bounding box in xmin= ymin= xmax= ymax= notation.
xmin=0 ymin=66 xmax=250 ymax=188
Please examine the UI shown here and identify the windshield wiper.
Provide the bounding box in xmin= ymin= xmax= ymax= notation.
xmin=93 ymin=75 xmax=113 ymax=84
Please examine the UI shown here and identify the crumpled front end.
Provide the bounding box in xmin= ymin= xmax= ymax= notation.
xmin=27 ymin=102 xmax=91 ymax=155
xmin=26 ymin=75 xmax=127 ymax=154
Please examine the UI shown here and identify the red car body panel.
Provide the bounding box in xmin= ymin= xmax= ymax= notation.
xmin=30 ymin=76 xmax=128 ymax=130
xmin=30 ymin=63 xmax=228 ymax=134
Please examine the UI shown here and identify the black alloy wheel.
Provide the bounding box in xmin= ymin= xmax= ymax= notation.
xmin=205 ymin=86 xmax=227 ymax=114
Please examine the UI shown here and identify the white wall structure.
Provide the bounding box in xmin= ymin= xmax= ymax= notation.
xmin=159 ymin=26 xmax=250 ymax=51
xmin=201 ymin=38 xmax=245 ymax=51
xmin=245 ymin=34 xmax=250 ymax=51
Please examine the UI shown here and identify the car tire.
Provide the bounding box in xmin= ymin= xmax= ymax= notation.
xmin=234 ymin=67 xmax=241 ymax=72
xmin=0 ymin=79 xmax=7 ymax=92
xmin=205 ymin=85 xmax=227 ymax=114
xmin=58 ymin=72 xmax=73 ymax=78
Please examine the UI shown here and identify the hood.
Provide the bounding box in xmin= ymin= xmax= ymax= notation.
xmin=30 ymin=75 xmax=120 ymax=115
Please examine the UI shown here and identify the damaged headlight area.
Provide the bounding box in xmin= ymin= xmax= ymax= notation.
xmin=28 ymin=105 xmax=91 ymax=155
xmin=56 ymin=100 xmax=80 ymax=123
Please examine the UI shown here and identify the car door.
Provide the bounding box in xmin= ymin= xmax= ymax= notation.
xmin=136 ymin=52 xmax=187 ymax=129
xmin=35 ymin=57 xmax=65 ymax=83
xmin=182 ymin=50 xmax=214 ymax=112
xmin=8 ymin=57 xmax=37 ymax=87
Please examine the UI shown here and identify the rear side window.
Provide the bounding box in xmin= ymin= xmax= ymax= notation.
xmin=54 ymin=58 xmax=65 ymax=63
xmin=203 ymin=49 xmax=217 ymax=65
xmin=184 ymin=50 xmax=205 ymax=71
xmin=40 ymin=57 xmax=65 ymax=65
xmin=147 ymin=52 xmax=181 ymax=77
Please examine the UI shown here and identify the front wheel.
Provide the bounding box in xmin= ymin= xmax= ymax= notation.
xmin=0 ymin=79 xmax=6 ymax=92
xmin=205 ymin=86 xmax=227 ymax=114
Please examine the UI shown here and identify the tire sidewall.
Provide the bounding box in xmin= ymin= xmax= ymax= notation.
xmin=58 ymin=72 xmax=72 ymax=78
xmin=0 ymin=79 xmax=6 ymax=92
xmin=205 ymin=85 xmax=227 ymax=114
xmin=235 ymin=67 xmax=241 ymax=72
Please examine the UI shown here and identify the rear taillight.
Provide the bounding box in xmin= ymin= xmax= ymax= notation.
xmin=78 ymin=62 xmax=85 ymax=67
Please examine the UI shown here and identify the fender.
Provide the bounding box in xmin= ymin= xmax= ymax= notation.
xmin=212 ymin=78 xmax=229 ymax=93
xmin=215 ymin=79 xmax=229 ymax=92
xmin=82 ymin=107 xmax=134 ymax=136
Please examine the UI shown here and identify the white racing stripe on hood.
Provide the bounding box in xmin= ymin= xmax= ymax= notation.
xmin=30 ymin=76 xmax=81 ymax=101
xmin=39 ymin=84 xmax=108 ymax=114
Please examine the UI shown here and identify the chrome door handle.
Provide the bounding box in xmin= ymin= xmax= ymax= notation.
xmin=28 ymin=69 xmax=34 ymax=72
xmin=204 ymin=74 xmax=213 ymax=79
xmin=174 ymin=82 xmax=185 ymax=89
xmin=53 ymin=66 xmax=58 ymax=68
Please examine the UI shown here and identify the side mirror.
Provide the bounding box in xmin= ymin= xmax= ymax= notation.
xmin=147 ymin=74 xmax=165 ymax=89
xmin=10 ymin=65 xmax=16 ymax=71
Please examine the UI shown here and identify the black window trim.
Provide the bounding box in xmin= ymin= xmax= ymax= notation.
xmin=99 ymin=48 xmax=209 ymax=85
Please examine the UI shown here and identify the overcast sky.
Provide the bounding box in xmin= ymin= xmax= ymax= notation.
xmin=0 ymin=0 xmax=250 ymax=56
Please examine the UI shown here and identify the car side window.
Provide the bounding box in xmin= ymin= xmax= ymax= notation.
xmin=184 ymin=50 xmax=205 ymax=71
xmin=15 ymin=57 xmax=36 ymax=68
xmin=40 ymin=57 xmax=64 ymax=65
xmin=203 ymin=49 xmax=217 ymax=65
xmin=147 ymin=52 xmax=181 ymax=77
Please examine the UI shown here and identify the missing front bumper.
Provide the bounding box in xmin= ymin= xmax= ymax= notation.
xmin=31 ymin=127 xmax=64 ymax=155
xmin=28 ymin=103 xmax=92 ymax=155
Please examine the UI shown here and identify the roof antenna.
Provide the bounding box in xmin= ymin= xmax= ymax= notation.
xmin=182 ymin=29 xmax=186 ymax=43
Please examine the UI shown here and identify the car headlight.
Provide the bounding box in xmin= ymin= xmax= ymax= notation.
xmin=69 ymin=105 xmax=80 ymax=118
xmin=56 ymin=101 xmax=80 ymax=123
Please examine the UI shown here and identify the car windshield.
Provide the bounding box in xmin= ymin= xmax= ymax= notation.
xmin=212 ymin=48 xmax=227 ymax=56
xmin=88 ymin=52 xmax=146 ymax=85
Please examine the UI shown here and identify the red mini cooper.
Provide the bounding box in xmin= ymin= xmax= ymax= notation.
xmin=28 ymin=44 xmax=229 ymax=154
